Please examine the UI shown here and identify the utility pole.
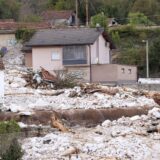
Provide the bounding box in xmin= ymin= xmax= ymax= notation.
xmin=146 ymin=40 xmax=149 ymax=78
xmin=142 ymin=40 xmax=149 ymax=78
xmin=75 ymin=0 xmax=78 ymax=26
xmin=85 ymin=0 xmax=89 ymax=26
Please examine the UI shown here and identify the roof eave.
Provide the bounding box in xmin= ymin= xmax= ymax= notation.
xmin=27 ymin=43 xmax=94 ymax=47
xmin=0 ymin=29 xmax=16 ymax=34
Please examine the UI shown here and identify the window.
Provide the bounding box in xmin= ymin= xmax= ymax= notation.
xmin=128 ymin=69 xmax=132 ymax=74
xmin=51 ymin=52 xmax=60 ymax=60
xmin=121 ymin=68 xmax=125 ymax=73
xmin=63 ymin=46 xmax=87 ymax=65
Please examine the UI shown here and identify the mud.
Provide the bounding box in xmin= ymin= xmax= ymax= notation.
xmin=58 ymin=106 xmax=151 ymax=127
xmin=0 ymin=106 xmax=152 ymax=127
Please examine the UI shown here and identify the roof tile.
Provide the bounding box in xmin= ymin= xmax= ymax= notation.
xmin=42 ymin=10 xmax=73 ymax=21
xmin=27 ymin=28 xmax=102 ymax=46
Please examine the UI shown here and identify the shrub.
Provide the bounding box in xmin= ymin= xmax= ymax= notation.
xmin=15 ymin=28 xmax=36 ymax=43
xmin=54 ymin=71 xmax=78 ymax=89
xmin=0 ymin=121 xmax=23 ymax=160
xmin=0 ymin=120 xmax=21 ymax=134
xmin=1 ymin=138 xmax=23 ymax=160
xmin=128 ymin=12 xmax=154 ymax=26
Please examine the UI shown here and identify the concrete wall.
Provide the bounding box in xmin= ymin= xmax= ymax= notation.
xmin=24 ymin=52 xmax=32 ymax=68
xmin=65 ymin=66 xmax=90 ymax=82
xmin=32 ymin=47 xmax=63 ymax=71
xmin=91 ymin=64 xmax=137 ymax=84
xmin=0 ymin=71 xmax=4 ymax=105
xmin=91 ymin=64 xmax=117 ymax=83
xmin=117 ymin=65 xmax=137 ymax=83
xmin=90 ymin=35 xmax=110 ymax=64
xmin=0 ymin=34 xmax=16 ymax=47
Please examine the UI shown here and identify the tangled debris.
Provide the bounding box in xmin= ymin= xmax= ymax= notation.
xmin=23 ymin=67 xmax=78 ymax=89
xmin=80 ymin=83 xmax=119 ymax=95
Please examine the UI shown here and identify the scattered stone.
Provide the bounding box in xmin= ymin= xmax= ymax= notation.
xmin=148 ymin=108 xmax=160 ymax=119
xmin=43 ymin=139 xmax=51 ymax=144
xmin=130 ymin=115 xmax=141 ymax=121
xmin=102 ymin=120 xmax=112 ymax=127
xmin=68 ymin=90 xmax=78 ymax=98
xmin=61 ymin=146 xmax=80 ymax=157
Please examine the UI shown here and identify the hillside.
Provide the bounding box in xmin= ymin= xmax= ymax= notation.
xmin=1 ymin=0 xmax=160 ymax=24
xmin=109 ymin=25 xmax=160 ymax=78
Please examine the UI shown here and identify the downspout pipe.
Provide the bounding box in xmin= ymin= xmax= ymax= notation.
xmin=89 ymin=45 xmax=92 ymax=83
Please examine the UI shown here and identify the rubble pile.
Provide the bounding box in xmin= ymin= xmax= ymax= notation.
xmin=22 ymin=107 xmax=160 ymax=160
xmin=3 ymin=43 xmax=24 ymax=69
xmin=1 ymin=42 xmax=160 ymax=160
xmin=3 ymin=84 xmax=159 ymax=112
xmin=2 ymin=44 xmax=159 ymax=112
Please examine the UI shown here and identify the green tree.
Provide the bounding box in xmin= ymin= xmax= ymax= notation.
xmin=131 ymin=0 xmax=160 ymax=24
xmin=0 ymin=0 xmax=21 ymax=20
xmin=91 ymin=13 xmax=108 ymax=29
xmin=149 ymin=38 xmax=160 ymax=77
xmin=54 ymin=0 xmax=75 ymax=10
xmin=96 ymin=0 xmax=134 ymax=24
xmin=111 ymin=31 xmax=120 ymax=46
xmin=128 ymin=12 xmax=154 ymax=26
xmin=47 ymin=0 xmax=58 ymax=9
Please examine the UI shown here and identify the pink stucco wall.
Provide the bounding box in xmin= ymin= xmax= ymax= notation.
xmin=91 ymin=64 xmax=117 ymax=82
xmin=89 ymin=35 xmax=110 ymax=64
xmin=91 ymin=64 xmax=137 ymax=84
xmin=117 ymin=65 xmax=137 ymax=81
xmin=24 ymin=52 xmax=32 ymax=68
xmin=32 ymin=47 xmax=63 ymax=71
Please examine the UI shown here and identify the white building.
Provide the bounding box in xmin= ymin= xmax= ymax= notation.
xmin=0 ymin=58 xmax=4 ymax=106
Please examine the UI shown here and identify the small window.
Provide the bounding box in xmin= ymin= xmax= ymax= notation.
xmin=128 ymin=69 xmax=132 ymax=74
xmin=51 ymin=52 xmax=60 ymax=60
xmin=121 ymin=68 xmax=125 ymax=73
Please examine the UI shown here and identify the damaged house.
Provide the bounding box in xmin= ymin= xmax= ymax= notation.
xmin=23 ymin=28 xmax=137 ymax=84
xmin=41 ymin=10 xmax=76 ymax=26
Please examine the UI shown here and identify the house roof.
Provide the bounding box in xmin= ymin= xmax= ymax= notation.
xmin=0 ymin=30 xmax=16 ymax=34
xmin=0 ymin=58 xmax=4 ymax=70
xmin=0 ymin=21 xmax=17 ymax=30
xmin=0 ymin=20 xmax=50 ymax=30
xmin=27 ymin=28 xmax=115 ymax=49
xmin=42 ymin=10 xmax=73 ymax=21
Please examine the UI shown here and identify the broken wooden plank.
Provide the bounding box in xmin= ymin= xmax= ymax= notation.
xmin=50 ymin=114 xmax=69 ymax=132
